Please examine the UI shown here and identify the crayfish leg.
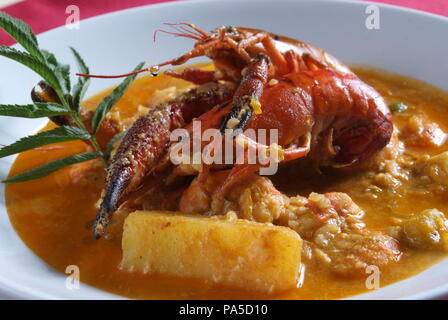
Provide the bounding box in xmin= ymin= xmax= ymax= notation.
xmin=215 ymin=134 xmax=310 ymax=199
xmin=236 ymin=32 xmax=288 ymax=75
xmin=260 ymin=35 xmax=289 ymax=75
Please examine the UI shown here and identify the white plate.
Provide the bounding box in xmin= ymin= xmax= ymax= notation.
xmin=0 ymin=0 xmax=447 ymax=300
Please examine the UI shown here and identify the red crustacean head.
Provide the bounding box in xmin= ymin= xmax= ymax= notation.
xmin=77 ymin=24 xmax=255 ymax=80
xmin=161 ymin=25 xmax=262 ymax=81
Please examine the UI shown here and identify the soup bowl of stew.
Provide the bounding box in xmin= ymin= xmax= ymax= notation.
xmin=0 ymin=0 xmax=447 ymax=299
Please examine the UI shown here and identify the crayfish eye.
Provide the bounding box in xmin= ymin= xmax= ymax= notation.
xmin=225 ymin=26 xmax=238 ymax=34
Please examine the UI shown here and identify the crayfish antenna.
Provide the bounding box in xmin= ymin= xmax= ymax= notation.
xmin=75 ymin=59 xmax=175 ymax=79
xmin=76 ymin=68 xmax=149 ymax=79
xmin=77 ymin=23 xmax=209 ymax=79
xmin=76 ymin=50 xmax=204 ymax=79
xmin=76 ymin=61 xmax=172 ymax=79
xmin=154 ymin=22 xmax=209 ymax=42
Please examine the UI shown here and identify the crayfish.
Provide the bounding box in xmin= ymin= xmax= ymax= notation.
xmin=72 ymin=23 xmax=392 ymax=238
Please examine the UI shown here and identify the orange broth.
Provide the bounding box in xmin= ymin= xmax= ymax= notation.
xmin=5 ymin=65 xmax=448 ymax=299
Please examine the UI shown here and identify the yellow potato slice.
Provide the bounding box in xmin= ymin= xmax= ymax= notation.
xmin=121 ymin=210 xmax=302 ymax=293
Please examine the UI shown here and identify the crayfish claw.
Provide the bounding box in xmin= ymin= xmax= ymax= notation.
xmin=93 ymin=83 xmax=236 ymax=238
xmin=92 ymin=206 xmax=108 ymax=239
xmin=220 ymin=53 xmax=269 ymax=134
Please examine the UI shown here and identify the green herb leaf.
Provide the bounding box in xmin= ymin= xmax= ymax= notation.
xmin=0 ymin=103 xmax=70 ymax=118
xmin=105 ymin=130 xmax=126 ymax=160
xmin=0 ymin=13 xmax=114 ymax=182
xmin=41 ymin=50 xmax=71 ymax=94
xmin=91 ymin=62 xmax=144 ymax=133
xmin=0 ymin=126 xmax=90 ymax=158
xmin=389 ymin=102 xmax=408 ymax=113
xmin=70 ymin=47 xmax=90 ymax=112
xmin=0 ymin=12 xmax=44 ymax=61
xmin=0 ymin=46 xmax=62 ymax=94
xmin=3 ymin=151 xmax=102 ymax=183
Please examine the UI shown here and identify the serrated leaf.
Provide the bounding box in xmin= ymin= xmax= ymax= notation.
xmin=3 ymin=151 xmax=102 ymax=183
xmin=70 ymin=47 xmax=90 ymax=112
xmin=56 ymin=64 xmax=71 ymax=94
xmin=72 ymin=78 xmax=90 ymax=112
xmin=41 ymin=50 xmax=71 ymax=93
xmin=0 ymin=46 xmax=63 ymax=94
xmin=0 ymin=126 xmax=90 ymax=158
xmin=0 ymin=103 xmax=70 ymax=118
xmin=0 ymin=12 xmax=44 ymax=61
xmin=91 ymin=62 xmax=144 ymax=133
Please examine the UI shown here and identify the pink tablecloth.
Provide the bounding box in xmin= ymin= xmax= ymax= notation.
xmin=0 ymin=0 xmax=179 ymax=45
xmin=363 ymin=0 xmax=448 ymax=16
